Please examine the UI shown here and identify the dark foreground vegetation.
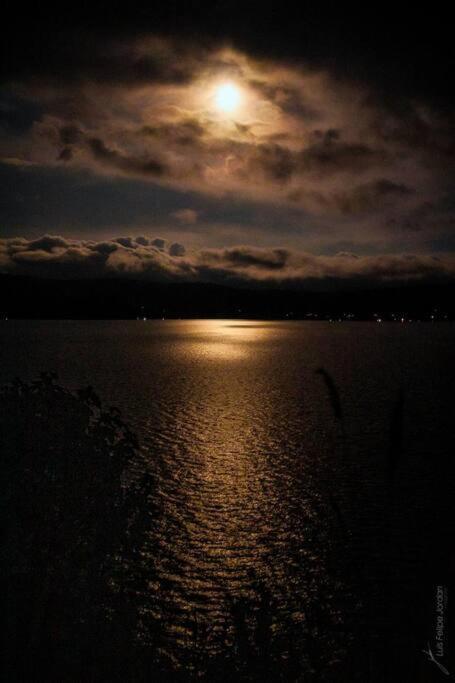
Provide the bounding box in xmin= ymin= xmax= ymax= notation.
xmin=0 ymin=374 xmax=157 ymax=680
xmin=1 ymin=373 xmax=453 ymax=681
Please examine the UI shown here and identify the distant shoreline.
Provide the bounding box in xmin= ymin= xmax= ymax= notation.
xmin=2 ymin=318 xmax=454 ymax=324
xmin=2 ymin=275 xmax=454 ymax=322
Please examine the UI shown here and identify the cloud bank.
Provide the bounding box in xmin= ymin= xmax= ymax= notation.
xmin=1 ymin=235 xmax=454 ymax=287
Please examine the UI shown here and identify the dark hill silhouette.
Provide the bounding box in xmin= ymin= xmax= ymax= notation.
xmin=1 ymin=274 xmax=454 ymax=320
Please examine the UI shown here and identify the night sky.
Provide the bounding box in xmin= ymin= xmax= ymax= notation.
xmin=2 ymin=2 xmax=455 ymax=286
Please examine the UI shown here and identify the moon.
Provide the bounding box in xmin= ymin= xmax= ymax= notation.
xmin=214 ymin=82 xmax=241 ymax=113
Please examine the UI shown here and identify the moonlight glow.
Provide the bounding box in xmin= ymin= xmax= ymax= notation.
xmin=214 ymin=82 xmax=241 ymax=113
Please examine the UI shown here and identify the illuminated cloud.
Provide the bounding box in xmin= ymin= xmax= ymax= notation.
xmin=1 ymin=235 xmax=454 ymax=286
xmin=172 ymin=209 xmax=199 ymax=224
xmin=1 ymin=33 xmax=454 ymax=258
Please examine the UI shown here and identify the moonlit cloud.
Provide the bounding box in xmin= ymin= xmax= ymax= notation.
xmin=172 ymin=209 xmax=199 ymax=224
xmin=1 ymin=234 xmax=454 ymax=286
xmin=1 ymin=32 xmax=454 ymax=266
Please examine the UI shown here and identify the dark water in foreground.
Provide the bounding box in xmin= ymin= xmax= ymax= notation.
xmin=1 ymin=320 xmax=454 ymax=681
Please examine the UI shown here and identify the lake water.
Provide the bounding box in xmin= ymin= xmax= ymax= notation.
xmin=1 ymin=320 xmax=454 ymax=681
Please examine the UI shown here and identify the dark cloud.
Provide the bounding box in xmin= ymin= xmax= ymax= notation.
xmin=57 ymin=147 xmax=73 ymax=161
xmin=300 ymin=137 xmax=386 ymax=176
xmin=115 ymin=236 xmax=137 ymax=248
xmin=27 ymin=235 xmax=70 ymax=251
xmin=141 ymin=119 xmax=206 ymax=147
xmin=169 ymin=242 xmax=186 ymax=257
xmin=90 ymin=240 xmax=119 ymax=254
xmin=240 ymin=135 xmax=386 ymax=187
xmin=59 ymin=125 xmax=83 ymax=145
xmin=201 ymin=247 xmax=289 ymax=270
xmin=88 ymin=138 xmax=167 ymax=178
xmin=249 ymin=145 xmax=296 ymax=182
xmin=135 ymin=236 xmax=150 ymax=246
xmin=151 ymin=238 xmax=166 ymax=251
xmin=247 ymin=80 xmax=320 ymax=120
xmin=319 ymin=179 xmax=414 ymax=215
xmin=1 ymin=31 xmax=210 ymax=88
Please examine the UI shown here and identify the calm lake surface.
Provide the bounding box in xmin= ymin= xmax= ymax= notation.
xmin=1 ymin=320 xmax=454 ymax=681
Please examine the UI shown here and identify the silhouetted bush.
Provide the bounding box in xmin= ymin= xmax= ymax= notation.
xmin=0 ymin=373 xmax=154 ymax=680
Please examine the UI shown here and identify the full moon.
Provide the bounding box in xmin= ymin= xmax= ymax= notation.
xmin=214 ymin=82 xmax=241 ymax=113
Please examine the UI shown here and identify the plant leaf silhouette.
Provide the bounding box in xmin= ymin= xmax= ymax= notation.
xmin=316 ymin=367 xmax=343 ymax=421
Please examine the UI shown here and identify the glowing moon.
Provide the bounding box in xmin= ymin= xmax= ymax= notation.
xmin=215 ymin=83 xmax=241 ymax=113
